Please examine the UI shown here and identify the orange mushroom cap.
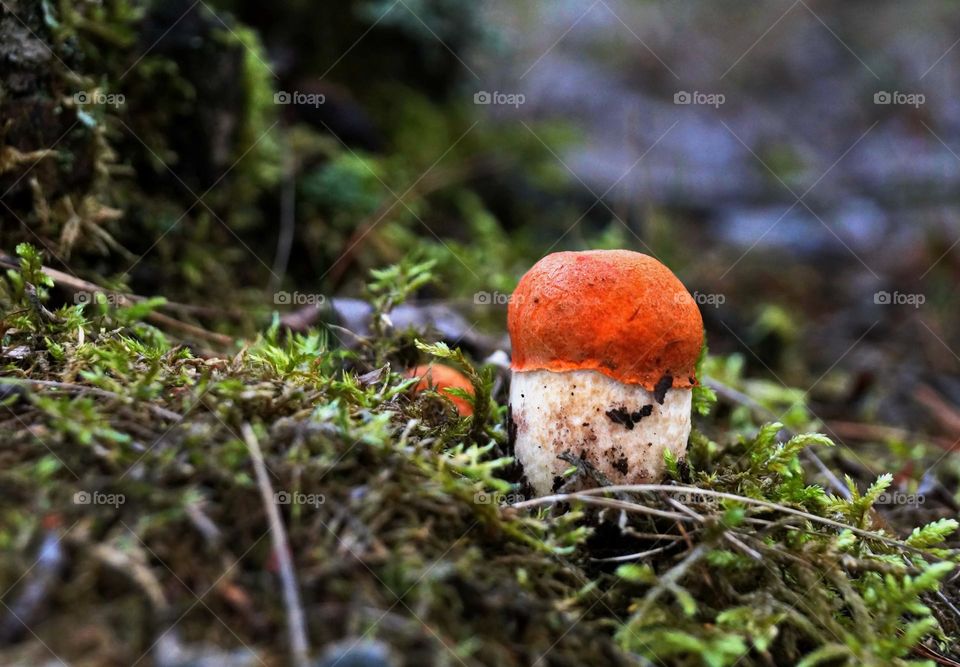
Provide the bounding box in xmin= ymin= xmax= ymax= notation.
xmin=508 ymin=250 xmax=703 ymax=391
xmin=406 ymin=364 xmax=475 ymax=416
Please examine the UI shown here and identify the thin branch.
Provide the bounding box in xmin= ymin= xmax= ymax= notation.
xmin=591 ymin=545 xmax=676 ymax=562
xmin=241 ymin=424 xmax=310 ymax=667
xmin=269 ymin=144 xmax=297 ymax=296
xmin=627 ymin=544 xmax=707 ymax=623
xmin=556 ymin=494 xmax=694 ymax=522
xmin=0 ymin=378 xmax=182 ymax=421
xmin=0 ymin=252 xmax=234 ymax=347
xmin=511 ymin=485 xmax=958 ymax=556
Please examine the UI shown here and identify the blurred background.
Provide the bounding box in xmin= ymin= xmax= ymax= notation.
xmin=3 ymin=0 xmax=960 ymax=490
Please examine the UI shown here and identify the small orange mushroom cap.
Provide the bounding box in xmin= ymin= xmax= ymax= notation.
xmin=508 ymin=250 xmax=703 ymax=391
xmin=406 ymin=364 xmax=475 ymax=416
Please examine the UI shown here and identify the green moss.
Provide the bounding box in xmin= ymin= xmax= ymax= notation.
xmin=1 ymin=244 xmax=957 ymax=666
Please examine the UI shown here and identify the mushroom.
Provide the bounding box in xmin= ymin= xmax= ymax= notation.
xmin=507 ymin=250 xmax=704 ymax=495
xmin=406 ymin=364 xmax=475 ymax=416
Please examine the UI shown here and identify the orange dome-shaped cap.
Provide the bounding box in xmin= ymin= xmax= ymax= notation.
xmin=406 ymin=364 xmax=475 ymax=416
xmin=508 ymin=250 xmax=703 ymax=391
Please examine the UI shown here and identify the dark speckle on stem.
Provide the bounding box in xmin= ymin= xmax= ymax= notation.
xmin=605 ymin=406 xmax=633 ymax=430
xmin=653 ymin=374 xmax=672 ymax=405
xmin=606 ymin=404 xmax=654 ymax=430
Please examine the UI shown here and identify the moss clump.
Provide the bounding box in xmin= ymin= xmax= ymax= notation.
xmin=0 ymin=245 xmax=957 ymax=666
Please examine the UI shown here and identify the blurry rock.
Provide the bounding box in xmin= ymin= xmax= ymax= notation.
xmin=154 ymin=632 xmax=260 ymax=667
xmin=317 ymin=639 xmax=395 ymax=667
xmin=281 ymin=297 xmax=503 ymax=357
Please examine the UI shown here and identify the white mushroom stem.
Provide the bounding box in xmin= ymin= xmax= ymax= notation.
xmin=509 ymin=369 xmax=692 ymax=496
